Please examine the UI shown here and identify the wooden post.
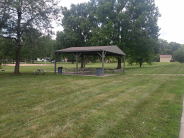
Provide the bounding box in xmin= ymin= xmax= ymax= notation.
xmin=98 ymin=51 xmax=106 ymax=76
xmin=102 ymin=51 xmax=104 ymax=76
xmin=54 ymin=53 xmax=57 ymax=74
xmin=73 ymin=53 xmax=81 ymax=74
xmin=123 ymin=55 xmax=126 ymax=74
xmin=76 ymin=53 xmax=78 ymax=74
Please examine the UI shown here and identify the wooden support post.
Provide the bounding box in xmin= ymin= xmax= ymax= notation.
xmin=54 ymin=53 xmax=60 ymax=74
xmin=54 ymin=53 xmax=57 ymax=74
xmin=102 ymin=50 xmax=104 ymax=76
xmin=76 ymin=53 xmax=78 ymax=74
xmin=73 ymin=53 xmax=81 ymax=74
xmin=123 ymin=55 xmax=126 ymax=74
xmin=98 ymin=51 xmax=106 ymax=76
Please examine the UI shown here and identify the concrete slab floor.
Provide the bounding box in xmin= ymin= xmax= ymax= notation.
xmin=60 ymin=73 xmax=119 ymax=77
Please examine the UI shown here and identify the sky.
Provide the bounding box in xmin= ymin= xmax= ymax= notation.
xmin=55 ymin=0 xmax=184 ymax=44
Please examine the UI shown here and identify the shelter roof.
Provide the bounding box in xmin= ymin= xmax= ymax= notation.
xmin=160 ymin=55 xmax=172 ymax=58
xmin=54 ymin=45 xmax=126 ymax=56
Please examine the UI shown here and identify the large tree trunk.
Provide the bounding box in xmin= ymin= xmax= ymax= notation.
xmin=140 ymin=63 xmax=142 ymax=67
xmin=140 ymin=58 xmax=142 ymax=67
xmin=14 ymin=7 xmax=22 ymax=74
xmin=32 ymin=59 xmax=34 ymax=64
xmin=117 ymin=57 xmax=122 ymax=69
xmin=14 ymin=45 xmax=21 ymax=74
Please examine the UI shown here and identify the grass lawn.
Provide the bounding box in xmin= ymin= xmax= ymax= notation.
xmin=0 ymin=62 xmax=184 ymax=137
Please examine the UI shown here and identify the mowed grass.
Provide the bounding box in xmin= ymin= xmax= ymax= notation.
xmin=2 ymin=61 xmax=184 ymax=74
xmin=0 ymin=62 xmax=184 ymax=137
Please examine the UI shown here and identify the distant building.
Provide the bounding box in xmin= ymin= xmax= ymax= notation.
xmin=160 ymin=55 xmax=172 ymax=62
xmin=37 ymin=58 xmax=42 ymax=61
xmin=43 ymin=57 xmax=50 ymax=61
xmin=37 ymin=57 xmax=50 ymax=62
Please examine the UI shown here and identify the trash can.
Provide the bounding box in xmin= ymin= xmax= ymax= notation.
xmin=96 ymin=68 xmax=101 ymax=76
xmin=58 ymin=67 xmax=63 ymax=74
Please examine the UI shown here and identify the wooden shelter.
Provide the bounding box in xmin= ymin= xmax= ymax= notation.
xmin=54 ymin=45 xmax=126 ymax=76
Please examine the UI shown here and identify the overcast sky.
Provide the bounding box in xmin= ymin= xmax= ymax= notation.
xmin=55 ymin=0 xmax=184 ymax=44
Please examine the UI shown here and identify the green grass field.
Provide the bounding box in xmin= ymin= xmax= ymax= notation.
xmin=0 ymin=62 xmax=184 ymax=137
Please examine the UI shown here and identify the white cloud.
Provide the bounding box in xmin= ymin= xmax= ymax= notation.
xmin=155 ymin=0 xmax=184 ymax=44
xmin=59 ymin=0 xmax=89 ymax=8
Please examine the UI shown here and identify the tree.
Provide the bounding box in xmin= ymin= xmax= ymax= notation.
xmin=158 ymin=38 xmax=169 ymax=54
xmin=21 ymin=28 xmax=42 ymax=62
xmin=158 ymin=39 xmax=181 ymax=55
xmin=0 ymin=37 xmax=16 ymax=63
xmin=89 ymin=0 xmax=129 ymax=68
xmin=61 ymin=3 xmax=93 ymax=47
xmin=21 ymin=29 xmax=55 ymax=63
xmin=54 ymin=31 xmax=76 ymax=63
xmin=89 ymin=0 xmax=160 ymax=68
xmin=0 ymin=0 xmax=61 ymax=74
xmin=168 ymin=42 xmax=180 ymax=54
xmin=0 ymin=1 xmax=10 ymax=31
xmin=125 ymin=0 xmax=160 ymax=67
xmin=173 ymin=47 xmax=184 ymax=63
xmin=58 ymin=3 xmax=96 ymax=67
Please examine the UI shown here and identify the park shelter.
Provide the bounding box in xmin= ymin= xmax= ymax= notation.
xmin=54 ymin=46 xmax=126 ymax=76
xmin=160 ymin=55 xmax=172 ymax=62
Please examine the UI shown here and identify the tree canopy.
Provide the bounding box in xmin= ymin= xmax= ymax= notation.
xmin=56 ymin=0 xmax=161 ymax=67
xmin=158 ymin=38 xmax=181 ymax=55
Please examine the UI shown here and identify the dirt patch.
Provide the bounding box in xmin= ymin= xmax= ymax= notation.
xmin=4 ymin=64 xmax=53 ymax=66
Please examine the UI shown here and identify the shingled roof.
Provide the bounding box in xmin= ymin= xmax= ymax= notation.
xmin=55 ymin=45 xmax=126 ymax=56
xmin=160 ymin=55 xmax=172 ymax=58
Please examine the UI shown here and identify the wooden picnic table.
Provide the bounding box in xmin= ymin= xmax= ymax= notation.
xmin=37 ymin=69 xmax=43 ymax=75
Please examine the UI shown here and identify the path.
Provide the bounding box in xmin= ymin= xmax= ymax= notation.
xmin=133 ymin=74 xmax=184 ymax=76
xmin=179 ymin=100 xmax=184 ymax=138
xmin=4 ymin=64 xmax=53 ymax=66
